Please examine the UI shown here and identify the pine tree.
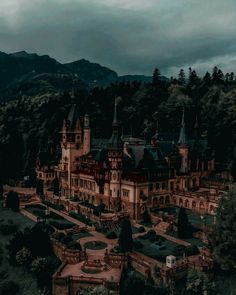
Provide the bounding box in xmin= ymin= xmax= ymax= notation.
xmin=209 ymin=190 xmax=236 ymax=271
xmin=178 ymin=69 xmax=186 ymax=85
xmin=186 ymin=269 xmax=215 ymax=295
xmin=118 ymin=218 xmax=133 ymax=252
xmin=177 ymin=207 xmax=190 ymax=238
xmin=152 ymin=68 xmax=161 ymax=86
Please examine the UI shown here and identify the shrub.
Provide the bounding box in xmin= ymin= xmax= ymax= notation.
xmin=149 ymin=235 xmax=158 ymax=243
xmin=5 ymin=191 xmax=20 ymax=212
xmin=60 ymin=236 xmax=73 ymax=245
xmin=16 ymin=247 xmax=33 ymax=266
xmin=172 ymin=245 xmax=186 ymax=256
xmin=138 ymin=226 xmax=146 ymax=233
xmin=0 ymin=270 xmax=8 ymax=282
xmin=49 ymin=212 xmax=64 ymax=220
xmin=147 ymin=229 xmax=156 ymax=237
xmin=185 ymin=245 xmax=199 ymax=256
xmin=138 ymin=233 xmax=149 ymax=240
xmin=0 ymin=281 xmax=19 ymax=295
xmin=106 ymin=231 xmax=117 ymax=239
xmin=31 ymin=257 xmax=48 ymax=276
xmin=32 ymin=210 xmax=46 ymax=219
xmin=133 ymin=240 xmax=144 ymax=249
xmin=49 ymin=221 xmax=74 ymax=230
xmin=0 ymin=220 xmax=18 ymax=235
xmin=67 ymin=241 xmax=82 ymax=250
xmin=53 ymin=232 xmax=66 ymax=242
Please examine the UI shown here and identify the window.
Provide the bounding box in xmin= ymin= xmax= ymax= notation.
xmin=122 ymin=189 xmax=129 ymax=197
xmin=156 ymin=183 xmax=160 ymax=190
xmin=149 ymin=184 xmax=153 ymax=191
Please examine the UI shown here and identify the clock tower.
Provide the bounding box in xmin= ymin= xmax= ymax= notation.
xmin=107 ymin=99 xmax=123 ymax=210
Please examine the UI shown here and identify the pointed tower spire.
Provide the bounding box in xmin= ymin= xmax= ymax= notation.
xmin=108 ymin=97 xmax=122 ymax=149
xmin=194 ymin=114 xmax=200 ymax=139
xmin=113 ymin=98 xmax=118 ymax=126
xmin=178 ymin=107 xmax=187 ymax=145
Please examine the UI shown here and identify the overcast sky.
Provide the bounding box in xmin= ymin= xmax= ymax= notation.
xmin=0 ymin=0 xmax=235 ymax=76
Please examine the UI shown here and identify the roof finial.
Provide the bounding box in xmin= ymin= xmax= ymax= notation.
xmin=113 ymin=98 xmax=118 ymax=125
xmin=178 ymin=107 xmax=187 ymax=145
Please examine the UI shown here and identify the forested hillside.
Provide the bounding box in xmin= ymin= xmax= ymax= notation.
xmin=0 ymin=64 xmax=236 ymax=182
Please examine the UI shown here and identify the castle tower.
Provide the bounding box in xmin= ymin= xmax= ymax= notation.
xmin=107 ymin=99 xmax=123 ymax=210
xmin=178 ymin=108 xmax=189 ymax=174
xmin=60 ymin=103 xmax=83 ymax=197
xmin=83 ymin=114 xmax=91 ymax=155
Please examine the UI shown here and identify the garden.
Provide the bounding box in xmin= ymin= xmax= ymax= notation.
xmin=25 ymin=204 xmax=75 ymax=230
xmin=133 ymin=229 xmax=199 ymax=262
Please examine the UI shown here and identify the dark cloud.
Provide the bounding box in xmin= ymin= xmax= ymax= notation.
xmin=0 ymin=0 xmax=235 ymax=76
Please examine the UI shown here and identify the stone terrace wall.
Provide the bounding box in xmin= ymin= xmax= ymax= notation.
xmin=52 ymin=239 xmax=86 ymax=264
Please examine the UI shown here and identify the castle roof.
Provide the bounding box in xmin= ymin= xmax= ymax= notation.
xmin=67 ymin=104 xmax=79 ymax=131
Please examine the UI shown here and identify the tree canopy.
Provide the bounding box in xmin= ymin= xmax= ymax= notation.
xmin=118 ymin=218 xmax=133 ymax=253
xmin=209 ymin=190 xmax=236 ymax=271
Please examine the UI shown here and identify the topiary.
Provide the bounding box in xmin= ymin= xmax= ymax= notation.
xmin=106 ymin=231 xmax=117 ymax=239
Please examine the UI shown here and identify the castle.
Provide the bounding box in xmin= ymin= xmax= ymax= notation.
xmin=36 ymin=101 xmax=216 ymax=221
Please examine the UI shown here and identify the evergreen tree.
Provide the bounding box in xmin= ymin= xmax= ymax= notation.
xmin=177 ymin=207 xmax=190 ymax=238
xmin=203 ymin=71 xmax=211 ymax=85
xmin=230 ymin=72 xmax=235 ymax=81
xmin=209 ymin=190 xmax=236 ymax=271
xmin=186 ymin=269 xmax=215 ymax=295
xmin=118 ymin=218 xmax=133 ymax=252
xmin=152 ymin=68 xmax=161 ymax=86
xmin=178 ymin=69 xmax=186 ymax=85
xmin=122 ymin=271 xmax=145 ymax=295
xmin=36 ymin=179 xmax=44 ymax=196
xmin=52 ymin=177 xmax=60 ymax=196
xmin=5 ymin=191 xmax=20 ymax=212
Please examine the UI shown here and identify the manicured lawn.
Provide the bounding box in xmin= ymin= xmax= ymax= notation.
xmin=134 ymin=236 xmax=182 ymax=263
xmin=152 ymin=206 xmax=214 ymax=228
xmin=84 ymin=241 xmax=107 ymax=250
xmin=25 ymin=205 xmax=74 ymax=230
xmin=0 ymin=201 xmax=38 ymax=295
xmin=166 ymin=229 xmax=206 ymax=247
xmin=71 ymin=231 xmax=93 ymax=240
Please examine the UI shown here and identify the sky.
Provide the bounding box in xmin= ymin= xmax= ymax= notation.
xmin=0 ymin=0 xmax=235 ymax=77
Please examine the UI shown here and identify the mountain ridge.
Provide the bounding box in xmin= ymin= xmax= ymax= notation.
xmin=0 ymin=50 xmax=159 ymax=100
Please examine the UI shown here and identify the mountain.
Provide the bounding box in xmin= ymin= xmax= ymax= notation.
xmin=0 ymin=50 xmax=169 ymax=100
xmin=64 ymin=59 xmax=118 ymax=87
xmin=0 ymin=51 xmax=118 ymax=99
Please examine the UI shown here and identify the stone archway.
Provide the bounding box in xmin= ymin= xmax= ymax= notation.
xmin=165 ymin=195 xmax=170 ymax=204
xmin=153 ymin=198 xmax=158 ymax=207
xmin=199 ymin=201 xmax=205 ymax=211
xmin=159 ymin=196 xmax=164 ymax=205
xmin=185 ymin=199 xmax=189 ymax=209
xmin=179 ymin=198 xmax=183 ymax=207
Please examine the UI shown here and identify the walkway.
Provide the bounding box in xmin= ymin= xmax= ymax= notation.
xmin=133 ymin=221 xmax=191 ymax=247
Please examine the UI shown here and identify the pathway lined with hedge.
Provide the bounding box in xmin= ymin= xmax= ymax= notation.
xmin=133 ymin=222 xmax=191 ymax=247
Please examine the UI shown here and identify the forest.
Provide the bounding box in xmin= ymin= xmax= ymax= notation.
xmin=0 ymin=66 xmax=236 ymax=182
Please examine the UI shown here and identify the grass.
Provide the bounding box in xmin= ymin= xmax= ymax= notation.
xmin=25 ymin=206 xmax=74 ymax=230
xmin=84 ymin=241 xmax=107 ymax=250
xmin=71 ymin=232 xmax=93 ymax=240
xmin=134 ymin=235 xmax=182 ymax=263
xmin=0 ymin=201 xmax=38 ymax=295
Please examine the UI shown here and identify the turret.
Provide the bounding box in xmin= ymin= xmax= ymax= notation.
xmin=83 ymin=114 xmax=91 ymax=155
xmin=178 ymin=107 xmax=187 ymax=145
xmin=107 ymin=98 xmax=123 ymax=210
xmin=178 ymin=108 xmax=189 ymax=173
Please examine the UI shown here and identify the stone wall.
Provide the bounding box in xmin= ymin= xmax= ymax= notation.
xmin=52 ymin=239 xmax=86 ymax=264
